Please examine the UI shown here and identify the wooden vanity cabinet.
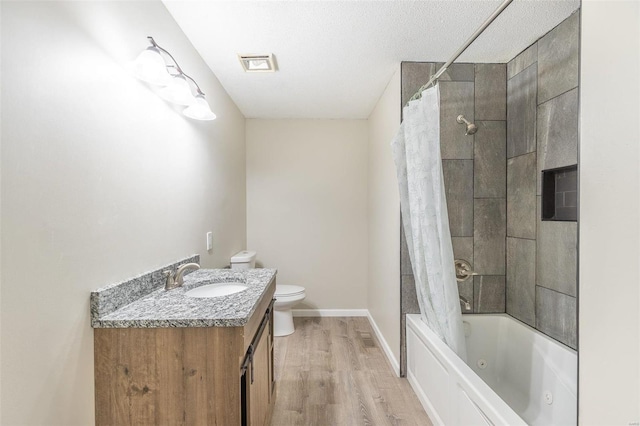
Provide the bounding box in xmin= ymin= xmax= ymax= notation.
xmin=94 ymin=277 xmax=276 ymax=426
xmin=241 ymin=299 xmax=274 ymax=426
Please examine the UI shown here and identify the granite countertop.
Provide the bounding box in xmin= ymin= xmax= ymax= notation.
xmin=92 ymin=268 xmax=277 ymax=328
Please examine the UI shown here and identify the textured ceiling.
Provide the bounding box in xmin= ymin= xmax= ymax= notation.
xmin=163 ymin=0 xmax=580 ymax=119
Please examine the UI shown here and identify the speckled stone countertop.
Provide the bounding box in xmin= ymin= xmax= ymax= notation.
xmin=92 ymin=268 xmax=277 ymax=328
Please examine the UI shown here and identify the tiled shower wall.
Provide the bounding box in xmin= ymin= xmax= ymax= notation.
xmin=399 ymin=62 xmax=507 ymax=375
xmin=399 ymin=12 xmax=580 ymax=374
xmin=505 ymin=12 xmax=579 ymax=349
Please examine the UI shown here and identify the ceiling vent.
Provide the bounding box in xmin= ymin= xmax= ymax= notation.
xmin=238 ymin=54 xmax=277 ymax=72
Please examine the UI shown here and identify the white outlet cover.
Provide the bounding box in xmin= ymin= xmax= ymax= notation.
xmin=206 ymin=232 xmax=213 ymax=251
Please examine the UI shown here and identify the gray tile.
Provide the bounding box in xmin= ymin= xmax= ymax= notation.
xmin=443 ymin=160 xmax=474 ymax=236
xmin=436 ymin=62 xmax=476 ymax=82
xmin=555 ymin=207 xmax=577 ymax=221
xmin=452 ymin=237 xmax=474 ymax=265
xmin=536 ymin=286 xmax=577 ymax=349
xmin=506 ymin=237 xmax=536 ymax=326
xmin=400 ymin=224 xmax=413 ymax=275
xmin=564 ymin=191 xmax=577 ymax=207
xmin=474 ymin=276 xmax=506 ymax=313
xmin=401 ymin=62 xmax=438 ymax=106
xmin=458 ymin=279 xmax=474 ymax=314
xmin=507 ymin=64 xmax=537 ymax=158
xmin=555 ymin=192 xmax=565 ymax=207
xmin=475 ymin=64 xmax=507 ymax=120
xmin=474 ymin=199 xmax=506 ymax=275
xmin=507 ymin=153 xmax=537 ymax=239
xmin=440 ymin=82 xmax=475 ymax=159
xmin=401 ymin=274 xmax=420 ymax=314
xmin=474 ymin=121 xmax=506 ymax=198
xmin=556 ymin=170 xmax=577 ymax=192
xmin=538 ymin=12 xmax=580 ymax=104
xmin=507 ymin=43 xmax=538 ymax=80
xmin=401 ymin=62 xmax=475 ymax=108
xmin=537 ymin=88 xmax=579 ymax=194
xmin=537 ymin=203 xmax=578 ymax=296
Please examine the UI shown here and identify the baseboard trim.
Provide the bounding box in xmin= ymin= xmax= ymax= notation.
xmin=292 ymin=309 xmax=369 ymax=317
xmin=366 ymin=312 xmax=401 ymax=377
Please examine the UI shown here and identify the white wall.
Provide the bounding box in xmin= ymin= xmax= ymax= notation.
xmin=579 ymin=1 xmax=640 ymax=424
xmin=1 ymin=2 xmax=246 ymax=424
xmin=366 ymin=69 xmax=402 ymax=371
xmin=246 ymin=119 xmax=368 ymax=310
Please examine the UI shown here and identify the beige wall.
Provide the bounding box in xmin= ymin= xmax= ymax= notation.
xmin=579 ymin=1 xmax=640 ymax=424
xmin=0 ymin=2 xmax=3 ymax=416
xmin=366 ymin=69 xmax=402 ymax=370
xmin=0 ymin=2 xmax=246 ymax=424
xmin=246 ymin=119 xmax=368 ymax=310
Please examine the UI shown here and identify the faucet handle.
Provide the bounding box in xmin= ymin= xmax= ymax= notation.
xmin=164 ymin=263 xmax=200 ymax=290
xmin=163 ymin=269 xmax=177 ymax=290
xmin=454 ymin=259 xmax=478 ymax=282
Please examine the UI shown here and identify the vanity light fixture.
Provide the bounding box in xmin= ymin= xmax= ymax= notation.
xmin=131 ymin=36 xmax=216 ymax=121
xmin=238 ymin=54 xmax=277 ymax=72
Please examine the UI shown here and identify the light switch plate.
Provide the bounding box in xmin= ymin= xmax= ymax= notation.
xmin=206 ymin=232 xmax=213 ymax=251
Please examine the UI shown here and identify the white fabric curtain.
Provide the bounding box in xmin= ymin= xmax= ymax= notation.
xmin=391 ymin=85 xmax=467 ymax=360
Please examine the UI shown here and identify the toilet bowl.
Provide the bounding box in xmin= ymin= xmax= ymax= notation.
xmin=273 ymin=285 xmax=306 ymax=337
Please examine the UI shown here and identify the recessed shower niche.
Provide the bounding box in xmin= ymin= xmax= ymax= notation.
xmin=542 ymin=165 xmax=578 ymax=221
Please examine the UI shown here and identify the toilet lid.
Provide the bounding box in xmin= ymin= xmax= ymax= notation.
xmin=275 ymin=285 xmax=305 ymax=297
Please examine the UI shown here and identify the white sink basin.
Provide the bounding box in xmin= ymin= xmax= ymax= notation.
xmin=186 ymin=282 xmax=248 ymax=298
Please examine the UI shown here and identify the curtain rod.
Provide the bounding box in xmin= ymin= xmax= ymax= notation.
xmin=408 ymin=0 xmax=515 ymax=103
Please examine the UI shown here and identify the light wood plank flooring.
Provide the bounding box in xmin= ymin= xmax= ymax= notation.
xmin=271 ymin=317 xmax=432 ymax=426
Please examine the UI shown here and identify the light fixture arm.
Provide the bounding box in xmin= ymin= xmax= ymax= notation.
xmin=147 ymin=36 xmax=205 ymax=96
xmin=181 ymin=72 xmax=205 ymax=97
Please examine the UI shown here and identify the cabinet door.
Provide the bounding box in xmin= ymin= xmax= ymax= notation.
xmin=249 ymin=317 xmax=271 ymax=426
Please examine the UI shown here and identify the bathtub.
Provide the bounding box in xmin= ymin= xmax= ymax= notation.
xmin=406 ymin=314 xmax=577 ymax=425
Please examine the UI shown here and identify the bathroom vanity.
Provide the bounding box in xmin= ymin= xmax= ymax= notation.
xmin=91 ymin=264 xmax=277 ymax=426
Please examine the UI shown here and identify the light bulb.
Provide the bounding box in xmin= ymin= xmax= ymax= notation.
xmin=131 ymin=47 xmax=170 ymax=86
xmin=248 ymin=59 xmax=269 ymax=70
xmin=183 ymin=95 xmax=216 ymax=121
xmin=158 ymin=74 xmax=195 ymax=106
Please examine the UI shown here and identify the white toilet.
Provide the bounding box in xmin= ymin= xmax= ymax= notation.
xmin=230 ymin=251 xmax=306 ymax=337
xmin=273 ymin=285 xmax=306 ymax=337
xmin=230 ymin=250 xmax=257 ymax=269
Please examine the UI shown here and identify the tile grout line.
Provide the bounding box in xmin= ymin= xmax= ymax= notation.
xmin=507 ymin=150 xmax=537 ymax=161
xmin=535 ymin=284 xmax=578 ymax=299
xmin=537 ymin=85 xmax=579 ymax=107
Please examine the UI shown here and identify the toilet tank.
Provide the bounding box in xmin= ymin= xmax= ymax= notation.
xmin=230 ymin=250 xmax=257 ymax=270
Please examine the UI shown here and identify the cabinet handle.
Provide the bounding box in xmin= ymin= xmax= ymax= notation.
xmin=241 ymin=346 xmax=253 ymax=381
xmin=250 ymin=350 xmax=255 ymax=384
xmin=265 ymin=298 xmax=275 ymax=316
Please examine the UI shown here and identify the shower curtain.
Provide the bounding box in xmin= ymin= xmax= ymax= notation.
xmin=391 ymin=85 xmax=467 ymax=360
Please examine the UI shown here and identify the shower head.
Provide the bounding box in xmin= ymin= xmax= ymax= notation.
xmin=456 ymin=115 xmax=478 ymax=136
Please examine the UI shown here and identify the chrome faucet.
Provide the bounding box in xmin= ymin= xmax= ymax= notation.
xmin=459 ymin=296 xmax=472 ymax=311
xmin=164 ymin=262 xmax=200 ymax=290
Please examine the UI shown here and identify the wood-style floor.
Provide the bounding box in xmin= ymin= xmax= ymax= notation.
xmin=271 ymin=317 xmax=433 ymax=426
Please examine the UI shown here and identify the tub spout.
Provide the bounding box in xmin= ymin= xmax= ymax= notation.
xmin=459 ymin=296 xmax=472 ymax=311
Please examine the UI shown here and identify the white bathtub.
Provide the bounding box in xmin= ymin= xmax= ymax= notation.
xmin=406 ymin=314 xmax=577 ymax=425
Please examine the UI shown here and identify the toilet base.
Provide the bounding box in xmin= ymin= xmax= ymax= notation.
xmin=274 ymin=308 xmax=295 ymax=337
